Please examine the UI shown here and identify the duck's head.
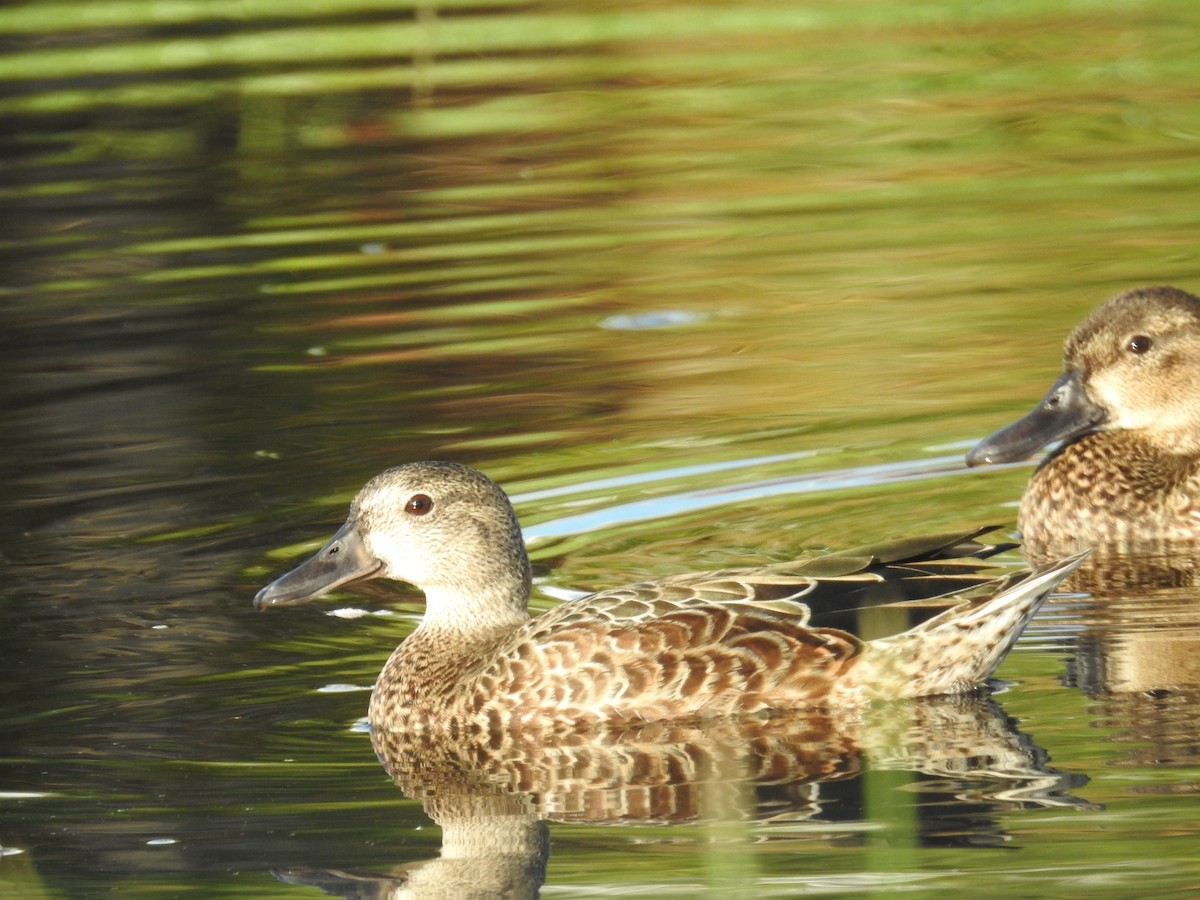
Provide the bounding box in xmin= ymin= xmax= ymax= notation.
xmin=967 ymin=285 xmax=1200 ymax=466
xmin=254 ymin=461 xmax=532 ymax=627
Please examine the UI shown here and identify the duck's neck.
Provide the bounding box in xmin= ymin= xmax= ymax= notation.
xmin=1043 ymin=431 xmax=1197 ymax=497
xmin=1021 ymin=431 xmax=1200 ymax=558
xmin=420 ymin=582 xmax=532 ymax=633
xmin=369 ymin=586 xmax=531 ymax=730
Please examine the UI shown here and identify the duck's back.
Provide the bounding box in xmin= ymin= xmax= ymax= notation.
xmin=471 ymin=575 xmax=865 ymax=726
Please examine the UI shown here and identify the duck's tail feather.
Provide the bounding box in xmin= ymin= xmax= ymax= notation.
xmin=843 ymin=550 xmax=1089 ymax=701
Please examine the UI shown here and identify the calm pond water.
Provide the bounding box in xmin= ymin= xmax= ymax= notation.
xmin=3 ymin=0 xmax=1200 ymax=896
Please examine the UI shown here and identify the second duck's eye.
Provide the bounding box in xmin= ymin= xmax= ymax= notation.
xmin=1127 ymin=335 xmax=1153 ymax=354
xmin=405 ymin=494 xmax=434 ymax=516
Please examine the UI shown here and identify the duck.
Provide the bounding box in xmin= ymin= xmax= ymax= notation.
xmin=967 ymin=285 xmax=1200 ymax=560
xmin=254 ymin=461 xmax=1083 ymax=732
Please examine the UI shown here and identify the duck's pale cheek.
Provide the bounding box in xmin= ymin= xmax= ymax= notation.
xmin=1087 ymin=370 xmax=1147 ymax=429
xmin=366 ymin=530 xmax=409 ymax=571
xmin=1091 ymin=367 xmax=1199 ymax=439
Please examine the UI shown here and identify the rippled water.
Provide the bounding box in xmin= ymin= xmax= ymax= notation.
xmin=3 ymin=0 xmax=1200 ymax=896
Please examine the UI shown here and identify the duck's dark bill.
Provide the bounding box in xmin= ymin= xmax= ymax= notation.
xmin=966 ymin=369 xmax=1106 ymax=467
xmin=254 ymin=521 xmax=382 ymax=610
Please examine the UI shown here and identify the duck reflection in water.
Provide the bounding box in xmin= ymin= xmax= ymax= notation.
xmin=270 ymin=696 xmax=1091 ymax=899
xmin=256 ymin=462 xmax=1090 ymax=896
xmin=1030 ymin=551 xmax=1200 ymax=780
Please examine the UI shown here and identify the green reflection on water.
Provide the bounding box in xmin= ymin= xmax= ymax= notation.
xmin=3 ymin=0 xmax=1200 ymax=896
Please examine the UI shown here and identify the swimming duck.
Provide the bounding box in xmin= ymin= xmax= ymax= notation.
xmin=254 ymin=461 xmax=1082 ymax=731
xmin=967 ymin=285 xmax=1200 ymax=559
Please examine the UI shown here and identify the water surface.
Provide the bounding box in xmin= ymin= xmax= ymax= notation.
xmin=3 ymin=0 xmax=1200 ymax=896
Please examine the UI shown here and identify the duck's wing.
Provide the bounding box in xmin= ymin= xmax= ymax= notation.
xmin=534 ymin=526 xmax=1013 ymax=627
xmin=476 ymin=585 xmax=862 ymax=725
xmin=472 ymin=529 xmax=1015 ymax=724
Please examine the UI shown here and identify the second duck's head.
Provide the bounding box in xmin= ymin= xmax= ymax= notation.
xmin=968 ymin=285 xmax=1200 ymax=466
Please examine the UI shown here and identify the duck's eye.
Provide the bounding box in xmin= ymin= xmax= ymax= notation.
xmin=405 ymin=494 xmax=434 ymax=516
xmin=1127 ymin=335 xmax=1153 ymax=354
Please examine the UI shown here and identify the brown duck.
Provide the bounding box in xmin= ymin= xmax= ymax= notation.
xmin=254 ymin=461 xmax=1082 ymax=731
xmin=968 ymin=285 xmax=1200 ymax=560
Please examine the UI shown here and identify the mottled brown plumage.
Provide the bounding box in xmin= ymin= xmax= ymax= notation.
xmin=968 ymin=285 xmax=1200 ymax=561
xmin=254 ymin=461 xmax=1083 ymax=732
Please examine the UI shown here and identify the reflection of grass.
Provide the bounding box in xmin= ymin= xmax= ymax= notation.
xmin=0 ymin=848 xmax=54 ymax=900
xmin=701 ymin=782 xmax=761 ymax=898
xmin=862 ymin=706 xmax=918 ymax=898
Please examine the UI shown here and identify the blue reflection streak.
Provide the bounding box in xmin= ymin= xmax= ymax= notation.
xmin=521 ymin=453 xmax=1032 ymax=542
